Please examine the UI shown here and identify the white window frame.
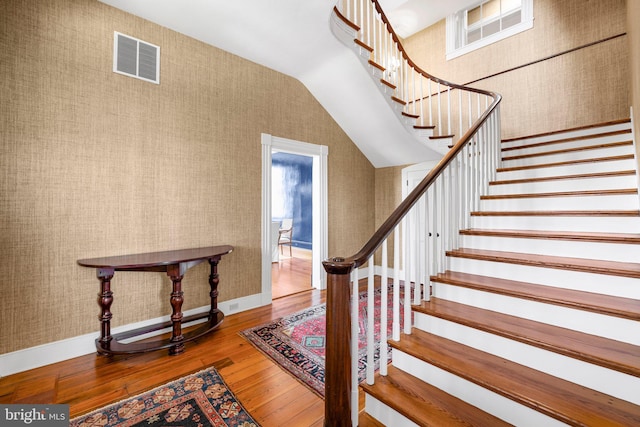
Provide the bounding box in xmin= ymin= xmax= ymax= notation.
xmin=446 ymin=0 xmax=533 ymax=61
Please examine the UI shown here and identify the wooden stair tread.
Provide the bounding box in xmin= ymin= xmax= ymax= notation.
xmin=391 ymin=330 xmax=640 ymax=426
xmin=358 ymin=412 xmax=385 ymax=427
xmin=460 ymin=228 xmax=640 ymax=244
xmin=471 ymin=210 xmax=640 ymax=216
xmin=481 ymin=188 xmax=637 ymax=199
xmin=490 ymin=170 xmax=636 ymax=185
xmin=414 ymin=297 xmax=640 ymax=376
xmin=446 ymin=247 xmax=640 ymax=278
xmin=501 ymin=119 xmax=630 ymax=143
xmin=497 ymin=154 xmax=634 ymax=172
xmin=502 ymin=140 xmax=632 ymax=161
xmin=414 ymin=124 xmax=435 ymax=130
xmin=431 ymin=270 xmax=640 ymax=320
xmin=361 ymin=366 xmax=512 ymax=426
xmin=501 ymin=129 xmax=632 ymax=152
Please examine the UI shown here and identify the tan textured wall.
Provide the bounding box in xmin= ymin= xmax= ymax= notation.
xmin=372 ymin=166 xmax=405 ymax=265
xmin=629 ymin=0 xmax=640 ymax=156
xmin=403 ymin=0 xmax=629 ymax=138
xmin=0 ymin=0 xmax=374 ymax=354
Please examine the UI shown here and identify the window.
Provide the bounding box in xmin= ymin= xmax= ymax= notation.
xmin=446 ymin=0 xmax=533 ymax=60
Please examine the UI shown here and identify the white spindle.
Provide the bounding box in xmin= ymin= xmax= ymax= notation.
xmin=447 ymin=87 xmax=451 ymax=135
xmin=458 ymin=89 xmax=463 ymax=138
xmin=437 ymin=82 xmax=442 ymax=134
xmin=413 ymin=205 xmax=421 ymax=306
xmin=366 ymin=259 xmax=375 ymax=384
xmin=380 ymin=240 xmax=388 ymax=375
xmin=420 ymin=76 xmax=424 ymax=127
xmin=468 ymin=91 xmax=473 ymax=128
xmin=393 ymin=227 xmax=400 ymax=341
xmin=428 ymin=79 xmax=433 ymax=126
xmin=403 ymin=214 xmax=412 ymax=335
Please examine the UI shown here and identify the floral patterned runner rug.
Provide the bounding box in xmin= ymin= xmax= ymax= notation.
xmin=70 ymin=366 xmax=259 ymax=427
xmin=239 ymin=285 xmax=402 ymax=397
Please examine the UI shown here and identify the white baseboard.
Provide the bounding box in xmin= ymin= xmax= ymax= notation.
xmin=0 ymin=293 xmax=266 ymax=378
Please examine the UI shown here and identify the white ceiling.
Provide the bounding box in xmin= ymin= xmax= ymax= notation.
xmin=99 ymin=0 xmax=476 ymax=167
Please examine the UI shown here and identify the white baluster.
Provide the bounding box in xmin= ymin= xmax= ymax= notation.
xmin=428 ymin=79 xmax=433 ymax=126
xmin=366 ymin=257 xmax=375 ymax=384
xmin=393 ymin=226 xmax=401 ymax=341
xmin=447 ymin=87 xmax=451 ymax=135
xmin=437 ymin=82 xmax=442 ymax=135
xmin=380 ymin=240 xmax=388 ymax=375
xmin=458 ymin=89 xmax=463 ymax=138
xmin=403 ymin=212 xmax=412 ymax=335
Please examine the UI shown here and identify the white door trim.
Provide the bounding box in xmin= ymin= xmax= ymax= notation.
xmin=261 ymin=134 xmax=328 ymax=304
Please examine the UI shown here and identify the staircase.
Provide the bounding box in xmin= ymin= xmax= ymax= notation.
xmin=360 ymin=119 xmax=640 ymax=426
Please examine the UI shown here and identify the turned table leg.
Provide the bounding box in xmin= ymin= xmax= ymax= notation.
xmin=96 ymin=268 xmax=115 ymax=353
xmin=208 ymin=256 xmax=222 ymax=319
xmin=167 ymin=263 xmax=186 ymax=355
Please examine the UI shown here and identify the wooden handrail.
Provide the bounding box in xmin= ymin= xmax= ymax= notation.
xmin=323 ymin=1 xmax=501 ymax=425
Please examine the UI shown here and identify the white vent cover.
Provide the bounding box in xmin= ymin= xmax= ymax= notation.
xmin=113 ymin=32 xmax=160 ymax=84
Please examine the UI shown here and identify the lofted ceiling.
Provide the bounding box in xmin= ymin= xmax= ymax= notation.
xmin=99 ymin=0 xmax=476 ymax=167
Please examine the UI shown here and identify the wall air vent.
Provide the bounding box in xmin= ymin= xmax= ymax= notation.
xmin=113 ymin=32 xmax=160 ymax=84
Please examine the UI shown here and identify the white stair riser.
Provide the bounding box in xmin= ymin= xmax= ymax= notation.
xmin=413 ymin=313 xmax=640 ymax=404
xmin=496 ymin=158 xmax=637 ymax=180
xmin=364 ymin=395 xmax=419 ymax=427
xmin=478 ymin=194 xmax=639 ymax=211
xmin=488 ymin=175 xmax=638 ymax=194
xmin=502 ymin=145 xmax=634 ymax=168
xmin=430 ymin=283 xmax=640 ymax=345
xmin=446 ymin=256 xmax=640 ymax=299
xmin=459 ymin=234 xmax=640 ymax=263
xmin=502 ymin=133 xmax=633 ymax=157
xmin=391 ymin=351 xmax=566 ymax=427
xmin=469 ymin=215 xmax=640 ymax=233
xmin=501 ymin=123 xmax=631 ymax=149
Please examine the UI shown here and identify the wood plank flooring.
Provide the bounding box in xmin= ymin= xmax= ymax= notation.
xmin=0 ymin=251 xmax=330 ymax=426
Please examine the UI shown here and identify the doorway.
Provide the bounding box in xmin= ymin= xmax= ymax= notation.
xmin=261 ymin=134 xmax=328 ymax=304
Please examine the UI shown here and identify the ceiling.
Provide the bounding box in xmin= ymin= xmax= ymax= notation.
xmin=99 ymin=0 xmax=476 ymax=167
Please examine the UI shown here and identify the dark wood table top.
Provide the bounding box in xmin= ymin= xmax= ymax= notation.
xmin=77 ymin=245 xmax=233 ymax=270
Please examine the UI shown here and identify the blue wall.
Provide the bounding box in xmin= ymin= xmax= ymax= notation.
xmin=272 ymin=152 xmax=312 ymax=250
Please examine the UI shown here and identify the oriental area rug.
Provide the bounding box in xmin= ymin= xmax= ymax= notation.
xmin=69 ymin=367 xmax=259 ymax=427
xmin=240 ymin=286 xmax=402 ymax=397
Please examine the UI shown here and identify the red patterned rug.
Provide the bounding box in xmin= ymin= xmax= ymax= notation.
xmin=240 ymin=286 xmax=403 ymax=397
xmin=69 ymin=367 xmax=258 ymax=427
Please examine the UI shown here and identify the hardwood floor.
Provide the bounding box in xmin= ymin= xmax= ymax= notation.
xmin=0 ymin=272 xmax=327 ymax=425
xmin=272 ymin=246 xmax=313 ymax=299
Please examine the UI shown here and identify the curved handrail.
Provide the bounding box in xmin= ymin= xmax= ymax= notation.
xmin=323 ymin=1 xmax=502 ymax=426
xmin=325 ymin=0 xmax=501 ymax=271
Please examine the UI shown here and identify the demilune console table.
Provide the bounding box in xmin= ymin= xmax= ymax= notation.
xmin=77 ymin=245 xmax=233 ymax=356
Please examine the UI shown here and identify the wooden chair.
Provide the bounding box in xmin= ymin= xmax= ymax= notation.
xmin=278 ymin=218 xmax=293 ymax=257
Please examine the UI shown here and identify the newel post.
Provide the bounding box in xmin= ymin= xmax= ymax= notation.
xmin=323 ymin=257 xmax=355 ymax=427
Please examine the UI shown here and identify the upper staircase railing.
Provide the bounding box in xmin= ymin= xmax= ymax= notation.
xmin=323 ymin=1 xmax=502 ymax=425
